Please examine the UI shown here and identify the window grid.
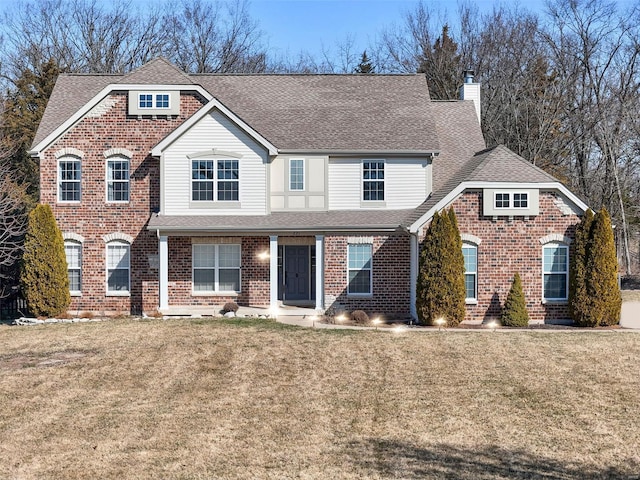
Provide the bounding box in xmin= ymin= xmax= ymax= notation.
xmin=347 ymin=243 xmax=372 ymax=295
xmin=290 ymin=159 xmax=304 ymax=191
xmin=59 ymin=159 xmax=81 ymax=202
xmin=462 ymin=244 xmax=477 ymax=300
xmin=495 ymin=193 xmax=510 ymax=208
xmin=107 ymin=159 xmax=130 ymax=202
xmin=513 ymin=193 xmax=528 ymax=208
xmin=363 ymin=161 xmax=384 ymax=201
xmin=155 ymin=94 xmax=169 ymax=108
xmin=65 ymin=241 xmax=82 ymax=293
xmin=193 ymin=244 xmax=241 ymax=292
xmin=217 ymin=160 xmax=239 ymax=201
xmin=139 ymin=94 xmax=153 ymax=108
xmin=107 ymin=242 xmax=130 ymax=293
xmin=543 ymin=244 xmax=568 ymax=300
xmin=192 ymin=160 xmax=215 ymax=201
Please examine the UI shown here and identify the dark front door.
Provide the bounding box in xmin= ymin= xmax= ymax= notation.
xmin=284 ymin=246 xmax=310 ymax=300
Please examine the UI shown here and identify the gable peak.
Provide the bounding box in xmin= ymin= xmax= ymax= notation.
xmin=118 ymin=57 xmax=195 ymax=85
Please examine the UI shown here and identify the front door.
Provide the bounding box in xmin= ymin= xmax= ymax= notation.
xmin=284 ymin=246 xmax=310 ymax=300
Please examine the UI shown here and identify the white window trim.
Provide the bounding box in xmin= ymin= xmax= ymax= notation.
xmin=191 ymin=159 xmax=240 ymax=203
xmin=347 ymin=243 xmax=373 ymax=296
xmin=192 ymin=243 xmax=242 ymax=294
xmin=494 ymin=191 xmax=530 ymax=210
xmin=361 ymin=159 xmax=385 ymax=203
xmin=64 ymin=239 xmax=82 ymax=296
xmin=106 ymin=240 xmax=131 ymax=296
xmin=513 ymin=192 xmax=529 ymax=209
xmin=138 ymin=93 xmax=154 ymax=109
xmin=57 ymin=157 xmax=81 ymax=203
xmin=462 ymin=242 xmax=478 ymax=304
xmin=138 ymin=92 xmax=171 ymax=110
xmin=542 ymin=242 xmax=569 ymax=303
xmin=494 ymin=191 xmax=511 ymax=209
xmin=289 ymin=158 xmax=305 ymax=191
xmin=105 ymin=156 xmax=130 ymax=203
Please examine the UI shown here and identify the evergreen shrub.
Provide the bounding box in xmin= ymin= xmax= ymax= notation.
xmin=501 ymin=272 xmax=529 ymax=327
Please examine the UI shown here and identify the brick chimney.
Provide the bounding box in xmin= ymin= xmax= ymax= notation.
xmin=459 ymin=69 xmax=481 ymax=125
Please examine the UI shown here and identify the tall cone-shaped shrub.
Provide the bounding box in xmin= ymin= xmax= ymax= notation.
xmin=501 ymin=272 xmax=529 ymax=327
xmin=20 ymin=204 xmax=70 ymax=317
xmin=569 ymin=209 xmax=594 ymax=325
xmin=416 ymin=207 xmax=466 ymax=326
xmin=584 ymin=208 xmax=621 ymax=326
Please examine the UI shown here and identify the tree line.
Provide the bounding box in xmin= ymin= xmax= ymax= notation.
xmin=1 ymin=0 xmax=639 ymax=295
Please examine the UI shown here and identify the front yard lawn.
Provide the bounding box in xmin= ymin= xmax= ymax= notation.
xmin=1 ymin=318 xmax=639 ymax=479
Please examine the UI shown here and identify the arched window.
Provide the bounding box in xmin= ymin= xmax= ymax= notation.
xmin=106 ymin=155 xmax=130 ymax=202
xmin=58 ymin=156 xmax=81 ymax=202
xmin=462 ymin=242 xmax=478 ymax=301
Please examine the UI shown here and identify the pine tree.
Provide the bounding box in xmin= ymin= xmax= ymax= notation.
xmin=501 ymin=272 xmax=529 ymax=327
xmin=584 ymin=208 xmax=621 ymax=326
xmin=416 ymin=208 xmax=466 ymax=326
xmin=20 ymin=204 xmax=70 ymax=317
xmin=418 ymin=25 xmax=460 ymax=100
xmin=354 ymin=51 xmax=374 ymax=74
xmin=569 ymin=209 xmax=594 ymax=325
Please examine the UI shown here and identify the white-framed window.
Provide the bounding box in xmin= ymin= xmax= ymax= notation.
xmin=58 ymin=157 xmax=81 ymax=202
xmin=106 ymin=241 xmax=130 ymax=294
xmin=193 ymin=244 xmax=241 ymax=292
xmin=138 ymin=92 xmax=170 ymax=109
xmin=290 ymin=158 xmax=304 ymax=191
xmin=542 ymin=243 xmax=569 ymax=301
xmin=192 ymin=160 xmax=239 ymax=202
xmin=347 ymin=243 xmax=372 ymax=295
xmin=362 ymin=160 xmax=384 ymax=201
xmin=462 ymin=242 xmax=477 ymax=301
xmin=494 ymin=192 xmax=510 ymax=209
xmin=64 ymin=240 xmax=82 ymax=294
xmin=513 ymin=192 xmax=528 ymax=208
xmin=107 ymin=157 xmax=130 ymax=202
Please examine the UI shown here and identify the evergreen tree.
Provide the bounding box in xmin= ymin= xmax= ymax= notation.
xmin=1 ymin=59 xmax=61 ymax=201
xmin=501 ymin=272 xmax=529 ymax=327
xmin=354 ymin=51 xmax=374 ymax=73
xmin=416 ymin=208 xmax=466 ymax=326
xmin=20 ymin=204 xmax=70 ymax=317
xmin=418 ymin=25 xmax=460 ymax=100
xmin=569 ymin=209 xmax=594 ymax=325
xmin=584 ymin=208 xmax=621 ymax=326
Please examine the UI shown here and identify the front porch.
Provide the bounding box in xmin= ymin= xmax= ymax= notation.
xmin=156 ymin=234 xmax=325 ymax=318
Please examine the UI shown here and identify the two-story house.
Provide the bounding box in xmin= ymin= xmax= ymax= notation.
xmin=30 ymin=58 xmax=588 ymax=323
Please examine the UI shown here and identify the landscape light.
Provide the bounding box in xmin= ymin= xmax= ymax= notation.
xmin=257 ymin=251 xmax=270 ymax=261
xmin=487 ymin=320 xmax=498 ymax=331
xmin=371 ymin=317 xmax=382 ymax=330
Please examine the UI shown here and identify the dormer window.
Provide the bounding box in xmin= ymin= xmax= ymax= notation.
xmin=129 ymin=91 xmax=179 ymax=116
xmin=495 ymin=193 xmax=510 ymax=209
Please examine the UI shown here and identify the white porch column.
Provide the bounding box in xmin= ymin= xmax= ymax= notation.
xmin=269 ymin=235 xmax=278 ymax=316
xmin=159 ymin=235 xmax=169 ymax=311
xmin=410 ymin=233 xmax=419 ymax=320
xmin=315 ymin=235 xmax=324 ymax=311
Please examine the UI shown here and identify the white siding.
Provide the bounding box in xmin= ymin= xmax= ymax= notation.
xmin=328 ymin=157 xmax=430 ymax=210
xmin=162 ymin=110 xmax=268 ymax=216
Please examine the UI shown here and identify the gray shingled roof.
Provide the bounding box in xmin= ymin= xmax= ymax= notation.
xmin=32 ymin=58 xmax=439 ymax=152
xmin=465 ymin=144 xmax=559 ymax=183
xmin=147 ymin=209 xmax=414 ymax=233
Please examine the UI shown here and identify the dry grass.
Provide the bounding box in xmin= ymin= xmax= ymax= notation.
xmin=1 ymin=318 xmax=639 ymax=479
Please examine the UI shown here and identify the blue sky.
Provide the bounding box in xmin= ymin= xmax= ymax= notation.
xmin=248 ymin=0 xmax=547 ymax=60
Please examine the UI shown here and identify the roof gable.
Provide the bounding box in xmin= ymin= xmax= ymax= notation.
xmin=118 ymin=57 xmax=195 ymax=85
xmin=466 ymin=145 xmax=559 ymax=183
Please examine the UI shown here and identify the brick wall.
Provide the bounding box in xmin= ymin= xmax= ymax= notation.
xmin=324 ymin=234 xmax=411 ymax=318
xmin=41 ymin=91 xmax=206 ymax=315
xmin=429 ymin=190 xmax=581 ymax=323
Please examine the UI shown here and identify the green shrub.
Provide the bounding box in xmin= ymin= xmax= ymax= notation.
xmin=501 ymin=272 xmax=529 ymax=327
xmin=416 ymin=207 xmax=466 ymax=326
xmin=20 ymin=204 xmax=70 ymax=317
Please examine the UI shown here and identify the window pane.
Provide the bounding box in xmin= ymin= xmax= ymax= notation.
xmin=59 ymin=160 xmax=81 ymax=201
xmin=543 ymin=246 xmax=567 ymax=273
xmin=218 ymin=181 xmax=239 ymax=201
xmin=348 ymin=244 xmax=372 ymax=269
xmin=363 ymin=162 xmax=384 ymax=201
xmin=65 ymin=242 xmax=82 ymax=292
xmin=495 ymin=193 xmax=510 ymax=208
xmin=107 ymin=159 xmax=129 ymax=202
xmin=544 ymin=273 xmax=566 ymax=299
xmin=218 ymin=245 xmax=240 ymax=268
xmin=194 ymin=269 xmax=215 ymax=291
xmin=107 ymin=244 xmax=129 ymax=269
xmin=348 ymin=270 xmax=371 ymax=294
xmin=290 ymin=159 xmax=304 ymax=190
xmin=462 ymin=246 xmax=477 ymax=273
xmin=68 ymin=270 xmax=81 ymax=292
xmin=108 ymin=269 xmax=129 ymax=291
xmin=156 ymin=94 xmax=169 ymax=108
xmin=465 ymin=273 xmax=476 ymax=299
xmin=193 ymin=245 xmax=215 ymax=268
xmin=514 ymin=193 xmax=528 ymax=208
xmin=219 ymin=269 xmax=240 ymax=291
xmin=139 ymin=94 xmax=153 ymax=108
